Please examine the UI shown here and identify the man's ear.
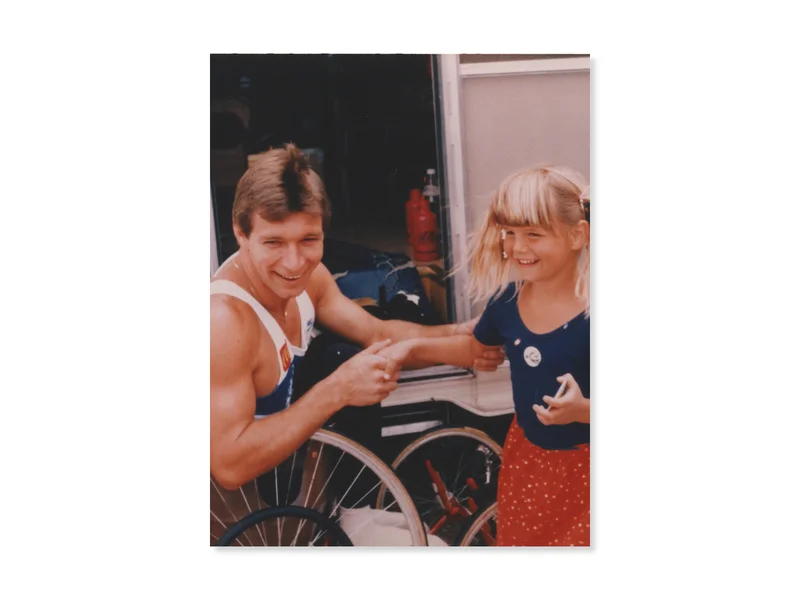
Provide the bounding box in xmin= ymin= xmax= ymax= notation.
xmin=233 ymin=222 xmax=247 ymax=247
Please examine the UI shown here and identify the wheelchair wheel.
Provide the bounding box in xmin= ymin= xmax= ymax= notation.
xmin=211 ymin=429 xmax=428 ymax=546
xmin=375 ymin=426 xmax=502 ymax=545
xmin=456 ymin=501 xmax=497 ymax=547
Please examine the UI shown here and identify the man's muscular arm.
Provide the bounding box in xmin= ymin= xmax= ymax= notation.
xmin=210 ymin=299 xmax=346 ymax=489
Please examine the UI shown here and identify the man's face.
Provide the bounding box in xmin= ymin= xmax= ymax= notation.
xmin=236 ymin=211 xmax=324 ymax=299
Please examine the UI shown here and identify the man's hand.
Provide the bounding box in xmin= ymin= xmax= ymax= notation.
xmin=453 ymin=316 xmax=480 ymax=336
xmin=533 ymin=373 xmax=590 ymax=425
xmin=329 ymin=339 xmax=401 ymax=408
xmin=473 ymin=346 xmax=506 ymax=372
xmin=377 ymin=339 xmax=415 ymax=367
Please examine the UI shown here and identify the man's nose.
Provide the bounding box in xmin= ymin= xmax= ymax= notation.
xmin=282 ymin=244 xmax=303 ymax=271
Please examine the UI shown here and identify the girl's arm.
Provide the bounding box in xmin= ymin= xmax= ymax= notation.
xmin=308 ymin=264 xmax=504 ymax=370
xmin=380 ymin=335 xmax=497 ymax=370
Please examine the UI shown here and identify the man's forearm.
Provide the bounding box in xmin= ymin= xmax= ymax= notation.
xmin=212 ymin=377 xmax=346 ymax=490
xmin=381 ymin=320 xmax=458 ymax=341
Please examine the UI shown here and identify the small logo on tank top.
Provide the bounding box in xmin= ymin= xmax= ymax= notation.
xmin=279 ymin=342 xmax=293 ymax=371
xmin=523 ymin=346 xmax=542 ymax=367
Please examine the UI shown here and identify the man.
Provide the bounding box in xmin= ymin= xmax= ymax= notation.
xmin=210 ymin=144 xmax=503 ymax=490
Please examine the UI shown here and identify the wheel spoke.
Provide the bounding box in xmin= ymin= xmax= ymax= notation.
xmin=291 ymin=443 xmax=326 ymax=546
xmin=274 ymin=469 xmax=282 ymax=542
xmin=312 ymin=495 xmax=400 ymax=547
xmin=322 ymin=463 xmax=368 ymax=522
xmin=420 ymin=504 xmax=444 ymax=519
xmin=451 ymin=481 xmax=473 ymax=508
xmin=285 ymin=450 xmax=298 ymax=506
xmin=210 ymin=509 xmax=246 ymax=546
xmin=210 ymin=478 xmax=259 ymax=546
xmin=449 ymin=450 xmax=471 ymax=495
xmin=253 ymin=478 xmax=268 ymax=545
xmin=305 ymin=448 xmax=347 ymax=516
xmin=237 ymin=484 xmax=266 ymax=545
xmin=335 ymin=476 xmax=382 ymax=517
xmin=451 ymin=446 xmax=465 ymax=492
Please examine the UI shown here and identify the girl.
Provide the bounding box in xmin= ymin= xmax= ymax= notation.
xmin=382 ymin=165 xmax=590 ymax=546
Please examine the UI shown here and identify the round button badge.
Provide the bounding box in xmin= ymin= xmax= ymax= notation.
xmin=523 ymin=346 xmax=542 ymax=367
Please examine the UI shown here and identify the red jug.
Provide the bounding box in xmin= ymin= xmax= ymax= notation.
xmin=405 ymin=189 xmax=427 ymax=243
xmin=412 ymin=204 xmax=439 ymax=261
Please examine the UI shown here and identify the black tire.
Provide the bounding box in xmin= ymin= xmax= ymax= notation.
xmin=215 ymin=506 xmax=353 ymax=546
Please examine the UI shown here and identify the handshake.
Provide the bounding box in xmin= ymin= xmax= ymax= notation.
xmin=327 ymin=317 xmax=506 ymax=409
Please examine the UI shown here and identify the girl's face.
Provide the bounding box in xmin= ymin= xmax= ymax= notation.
xmin=501 ymin=222 xmax=586 ymax=283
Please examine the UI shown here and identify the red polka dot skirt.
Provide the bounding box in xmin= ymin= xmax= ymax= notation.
xmin=496 ymin=416 xmax=590 ymax=546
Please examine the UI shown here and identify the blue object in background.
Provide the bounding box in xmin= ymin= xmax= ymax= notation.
xmin=321 ymin=238 xmax=436 ymax=320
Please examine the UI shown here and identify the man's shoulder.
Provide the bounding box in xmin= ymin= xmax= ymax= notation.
xmin=211 ymin=293 xmax=260 ymax=350
xmin=210 ymin=292 xmax=270 ymax=385
xmin=305 ymin=262 xmax=335 ymax=308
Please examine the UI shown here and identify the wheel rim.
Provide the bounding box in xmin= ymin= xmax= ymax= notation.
xmin=458 ymin=502 xmax=498 ymax=547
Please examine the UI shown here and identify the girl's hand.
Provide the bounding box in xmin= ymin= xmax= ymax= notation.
xmin=533 ymin=373 xmax=590 ymax=425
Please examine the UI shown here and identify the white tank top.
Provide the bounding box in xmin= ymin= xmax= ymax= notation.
xmin=210 ymin=253 xmax=316 ymax=386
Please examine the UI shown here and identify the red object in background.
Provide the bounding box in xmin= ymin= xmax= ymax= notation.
xmin=405 ymin=189 xmax=428 ymax=243
xmin=412 ymin=203 xmax=439 ymax=261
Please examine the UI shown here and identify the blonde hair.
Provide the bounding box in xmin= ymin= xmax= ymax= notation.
xmin=467 ymin=164 xmax=590 ymax=315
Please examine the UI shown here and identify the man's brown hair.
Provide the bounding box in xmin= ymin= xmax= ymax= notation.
xmin=232 ymin=143 xmax=331 ymax=236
